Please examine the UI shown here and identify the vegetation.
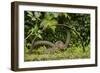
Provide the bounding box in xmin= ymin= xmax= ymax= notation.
xmin=24 ymin=11 xmax=90 ymax=61
xmin=25 ymin=45 xmax=90 ymax=61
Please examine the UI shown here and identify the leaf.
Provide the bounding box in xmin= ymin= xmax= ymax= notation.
xmin=40 ymin=19 xmax=48 ymax=28
xmin=45 ymin=13 xmax=53 ymax=20
xmin=32 ymin=17 xmax=36 ymax=21
xmin=49 ymin=19 xmax=57 ymax=32
xmin=34 ymin=12 xmax=41 ymax=18
xmin=37 ymin=34 xmax=42 ymax=39
xmin=51 ymin=26 xmax=56 ymax=32
xmin=38 ymin=30 xmax=42 ymax=34
xmin=64 ymin=13 xmax=68 ymax=18
xmin=64 ymin=13 xmax=71 ymax=19
xmin=27 ymin=11 xmax=33 ymax=17
xmin=40 ymin=19 xmax=57 ymax=32
xmin=52 ymin=13 xmax=59 ymax=18
xmin=33 ymin=25 xmax=38 ymax=32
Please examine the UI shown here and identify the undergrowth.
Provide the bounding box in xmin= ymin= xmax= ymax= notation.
xmin=24 ymin=45 xmax=90 ymax=61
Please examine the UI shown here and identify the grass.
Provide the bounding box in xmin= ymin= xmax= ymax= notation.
xmin=24 ymin=45 xmax=90 ymax=61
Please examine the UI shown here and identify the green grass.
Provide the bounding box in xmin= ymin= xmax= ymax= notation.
xmin=24 ymin=45 xmax=90 ymax=61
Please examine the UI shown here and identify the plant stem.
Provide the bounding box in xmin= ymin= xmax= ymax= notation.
xmin=24 ymin=31 xmax=33 ymax=41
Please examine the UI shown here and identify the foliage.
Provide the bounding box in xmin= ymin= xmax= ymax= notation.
xmin=24 ymin=45 xmax=90 ymax=61
xmin=24 ymin=11 xmax=90 ymax=61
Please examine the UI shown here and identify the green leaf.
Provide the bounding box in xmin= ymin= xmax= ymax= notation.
xmin=34 ymin=12 xmax=41 ymax=18
xmin=32 ymin=17 xmax=36 ymax=21
xmin=38 ymin=30 xmax=42 ymax=34
xmin=33 ymin=25 xmax=38 ymax=32
xmin=37 ymin=34 xmax=42 ymax=39
xmin=27 ymin=11 xmax=33 ymax=17
xmin=49 ymin=19 xmax=57 ymax=32
xmin=45 ymin=13 xmax=53 ymax=20
xmin=52 ymin=13 xmax=59 ymax=18
xmin=40 ymin=19 xmax=57 ymax=32
xmin=64 ymin=13 xmax=68 ymax=18
xmin=51 ymin=26 xmax=56 ymax=32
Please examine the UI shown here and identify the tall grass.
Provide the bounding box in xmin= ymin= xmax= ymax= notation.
xmin=24 ymin=45 xmax=90 ymax=61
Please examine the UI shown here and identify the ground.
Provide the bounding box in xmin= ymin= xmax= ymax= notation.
xmin=24 ymin=45 xmax=90 ymax=61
